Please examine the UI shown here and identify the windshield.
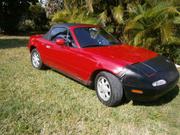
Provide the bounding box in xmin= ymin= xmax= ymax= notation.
xmin=74 ymin=27 xmax=121 ymax=48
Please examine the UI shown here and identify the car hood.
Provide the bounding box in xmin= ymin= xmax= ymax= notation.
xmin=83 ymin=44 xmax=158 ymax=66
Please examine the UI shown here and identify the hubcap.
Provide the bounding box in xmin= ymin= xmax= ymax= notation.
xmin=32 ymin=51 xmax=40 ymax=68
xmin=97 ymin=76 xmax=111 ymax=101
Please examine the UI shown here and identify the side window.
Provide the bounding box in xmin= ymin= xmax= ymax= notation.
xmin=50 ymin=27 xmax=67 ymax=41
xmin=66 ymin=32 xmax=77 ymax=48
xmin=50 ymin=27 xmax=77 ymax=48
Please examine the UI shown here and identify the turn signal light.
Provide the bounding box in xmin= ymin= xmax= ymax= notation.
xmin=131 ymin=89 xmax=143 ymax=94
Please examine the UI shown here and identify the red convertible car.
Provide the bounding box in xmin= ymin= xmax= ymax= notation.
xmin=27 ymin=23 xmax=179 ymax=106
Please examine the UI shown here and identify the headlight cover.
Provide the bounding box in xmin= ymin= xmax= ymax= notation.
xmin=152 ymin=79 xmax=167 ymax=87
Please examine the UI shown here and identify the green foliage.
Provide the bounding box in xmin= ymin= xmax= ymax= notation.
xmin=45 ymin=0 xmax=64 ymax=17
xmin=18 ymin=20 xmax=35 ymax=32
xmin=123 ymin=0 xmax=180 ymax=62
xmin=98 ymin=10 xmax=109 ymax=26
xmin=112 ymin=5 xmax=124 ymax=24
xmin=0 ymin=0 xmax=38 ymax=34
xmin=29 ymin=4 xmax=49 ymax=31
xmin=174 ymin=16 xmax=180 ymax=23
xmin=52 ymin=9 xmax=98 ymax=25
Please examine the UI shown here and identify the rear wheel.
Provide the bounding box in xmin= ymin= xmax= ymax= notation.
xmin=31 ymin=48 xmax=45 ymax=69
xmin=95 ymin=71 xmax=123 ymax=107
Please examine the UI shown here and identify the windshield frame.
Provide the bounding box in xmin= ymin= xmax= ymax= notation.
xmin=73 ymin=26 xmax=121 ymax=48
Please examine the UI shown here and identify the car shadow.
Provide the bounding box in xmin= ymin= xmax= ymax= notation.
xmin=132 ymin=85 xmax=179 ymax=106
xmin=0 ymin=38 xmax=29 ymax=49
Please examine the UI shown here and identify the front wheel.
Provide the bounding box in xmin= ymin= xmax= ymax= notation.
xmin=95 ymin=71 xmax=123 ymax=107
xmin=31 ymin=48 xmax=45 ymax=69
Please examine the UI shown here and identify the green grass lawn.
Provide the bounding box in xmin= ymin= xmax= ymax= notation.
xmin=0 ymin=36 xmax=180 ymax=135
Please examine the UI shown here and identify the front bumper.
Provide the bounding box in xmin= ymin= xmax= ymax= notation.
xmin=124 ymin=73 xmax=179 ymax=101
xmin=122 ymin=56 xmax=179 ymax=101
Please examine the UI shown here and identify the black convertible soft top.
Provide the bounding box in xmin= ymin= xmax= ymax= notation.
xmin=43 ymin=23 xmax=79 ymax=40
xmin=51 ymin=23 xmax=79 ymax=29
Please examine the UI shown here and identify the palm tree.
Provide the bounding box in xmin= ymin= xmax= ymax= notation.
xmin=124 ymin=0 xmax=180 ymax=49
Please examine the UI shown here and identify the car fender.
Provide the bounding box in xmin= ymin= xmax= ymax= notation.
xmin=88 ymin=60 xmax=124 ymax=86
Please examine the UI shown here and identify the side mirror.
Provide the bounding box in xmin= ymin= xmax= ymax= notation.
xmin=56 ymin=38 xmax=65 ymax=46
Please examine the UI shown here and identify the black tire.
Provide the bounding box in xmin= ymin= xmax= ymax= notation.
xmin=31 ymin=48 xmax=45 ymax=70
xmin=95 ymin=71 xmax=123 ymax=107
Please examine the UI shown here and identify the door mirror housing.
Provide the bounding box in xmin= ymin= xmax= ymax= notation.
xmin=56 ymin=38 xmax=65 ymax=46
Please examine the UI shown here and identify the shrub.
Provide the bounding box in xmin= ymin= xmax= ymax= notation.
xmin=0 ymin=0 xmax=38 ymax=34
xmin=52 ymin=9 xmax=98 ymax=25
xmin=18 ymin=19 xmax=35 ymax=32
xmin=29 ymin=3 xmax=49 ymax=31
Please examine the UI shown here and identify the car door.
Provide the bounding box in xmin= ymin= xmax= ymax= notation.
xmin=45 ymin=28 xmax=95 ymax=81
xmin=59 ymin=47 xmax=96 ymax=82
xmin=39 ymin=27 xmax=69 ymax=70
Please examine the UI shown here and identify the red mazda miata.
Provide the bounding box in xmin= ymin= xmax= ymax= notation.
xmin=27 ymin=23 xmax=179 ymax=106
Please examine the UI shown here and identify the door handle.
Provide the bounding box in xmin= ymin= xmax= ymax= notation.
xmin=46 ymin=45 xmax=51 ymax=49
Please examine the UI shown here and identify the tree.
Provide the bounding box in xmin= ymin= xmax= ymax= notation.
xmin=124 ymin=1 xmax=180 ymax=49
xmin=0 ymin=0 xmax=37 ymax=34
xmin=45 ymin=0 xmax=64 ymax=17
xmin=29 ymin=3 xmax=49 ymax=31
